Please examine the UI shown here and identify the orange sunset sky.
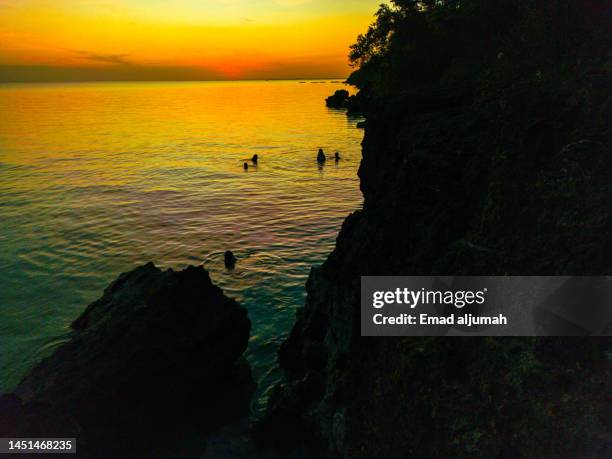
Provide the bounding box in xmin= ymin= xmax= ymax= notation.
xmin=0 ymin=0 xmax=381 ymax=82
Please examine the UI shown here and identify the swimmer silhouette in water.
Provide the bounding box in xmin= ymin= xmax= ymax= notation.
xmin=241 ymin=154 xmax=258 ymax=167
xmin=334 ymin=152 xmax=341 ymax=162
xmin=224 ymin=250 xmax=237 ymax=269
xmin=317 ymin=148 xmax=326 ymax=163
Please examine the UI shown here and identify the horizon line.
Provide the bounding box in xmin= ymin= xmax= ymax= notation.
xmin=0 ymin=77 xmax=350 ymax=85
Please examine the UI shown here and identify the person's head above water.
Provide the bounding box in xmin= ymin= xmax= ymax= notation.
xmin=224 ymin=250 xmax=237 ymax=269
xmin=243 ymin=162 xmax=249 ymax=170
xmin=251 ymin=154 xmax=258 ymax=163
xmin=334 ymin=152 xmax=340 ymax=160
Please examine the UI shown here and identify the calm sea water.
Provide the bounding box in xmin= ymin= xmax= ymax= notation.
xmin=0 ymin=81 xmax=363 ymax=413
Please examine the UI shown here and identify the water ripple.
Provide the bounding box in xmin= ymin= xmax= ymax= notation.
xmin=0 ymin=81 xmax=364 ymax=410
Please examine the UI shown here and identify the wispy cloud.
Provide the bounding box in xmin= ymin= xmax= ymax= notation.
xmin=71 ymin=50 xmax=132 ymax=66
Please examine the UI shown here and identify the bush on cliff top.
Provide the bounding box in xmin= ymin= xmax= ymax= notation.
xmin=347 ymin=0 xmax=609 ymax=97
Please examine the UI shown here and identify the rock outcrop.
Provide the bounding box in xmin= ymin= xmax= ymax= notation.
xmin=325 ymin=89 xmax=366 ymax=116
xmin=325 ymin=89 xmax=349 ymax=109
xmin=0 ymin=263 xmax=253 ymax=457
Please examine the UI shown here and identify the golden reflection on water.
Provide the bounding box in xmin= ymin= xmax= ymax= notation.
xmin=3 ymin=82 xmax=347 ymax=183
xmin=0 ymin=81 xmax=364 ymax=408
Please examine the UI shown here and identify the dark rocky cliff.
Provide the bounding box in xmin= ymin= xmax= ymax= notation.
xmin=258 ymin=38 xmax=611 ymax=459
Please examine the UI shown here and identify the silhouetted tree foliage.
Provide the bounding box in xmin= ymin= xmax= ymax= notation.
xmin=347 ymin=0 xmax=610 ymax=95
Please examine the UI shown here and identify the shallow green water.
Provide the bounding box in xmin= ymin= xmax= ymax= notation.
xmin=0 ymin=80 xmax=363 ymax=413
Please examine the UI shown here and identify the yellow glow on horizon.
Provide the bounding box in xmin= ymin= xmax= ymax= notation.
xmin=0 ymin=0 xmax=379 ymax=80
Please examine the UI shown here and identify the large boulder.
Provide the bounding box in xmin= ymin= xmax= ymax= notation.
xmin=325 ymin=89 xmax=349 ymax=109
xmin=0 ymin=263 xmax=253 ymax=457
